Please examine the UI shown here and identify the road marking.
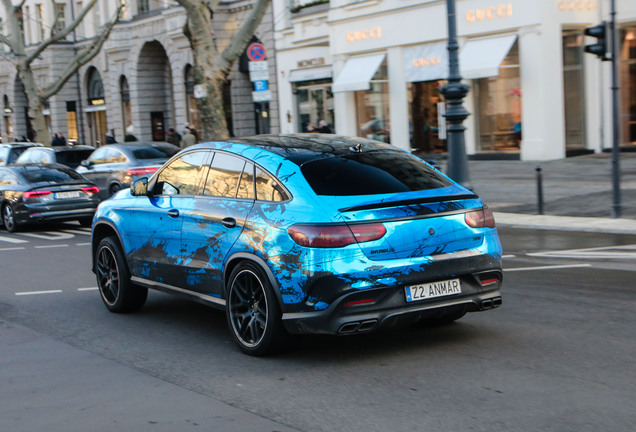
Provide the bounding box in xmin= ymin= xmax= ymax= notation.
xmin=0 ymin=247 xmax=26 ymax=251
xmin=63 ymin=229 xmax=91 ymax=236
xmin=528 ymin=244 xmax=636 ymax=260
xmin=17 ymin=231 xmax=75 ymax=241
xmin=0 ymin=235 xmax=28 ymax=244
xmin=15 ymin=290 xmax=63 ymax=296
xmin=77 ymin=242 xmax=91 ymax=246
xmin=77 ymin=287 xmax=98 ymax=291
xmin=35 ymin=244 xmax=69 ymax=249
xmin=502 ymin=255 xmax=516 ymax=259
xmin=505 ymin=264 xmax=592 ymax=272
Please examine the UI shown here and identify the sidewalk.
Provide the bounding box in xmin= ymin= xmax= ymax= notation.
xmin=435 ymin=152 xmax=636 ymax=233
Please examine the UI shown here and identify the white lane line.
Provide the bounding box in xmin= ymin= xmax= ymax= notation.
xmin=16 ymin=290 xmax=63 ymax=296
xmin=17 ymin=231 xmax=75 ymax=240
xmin=0 ymin=235 xmax=28 ymax=244
xmin=63 ymin=229 xmax=91 ymax=236
xmin=505 ymin=264 xmax=592 ymax=272
xmin=502 ymin=255 xmax=516 ymax=259
xmin=0 ymin=247 xmax=26 ymax=251
xmin=35 ymin=244 xmax=69 ymax=249
xmin=77 ymin=287 xmax=98 ymax=291
xmin=77 ymin=242 xmax=91 ymax=246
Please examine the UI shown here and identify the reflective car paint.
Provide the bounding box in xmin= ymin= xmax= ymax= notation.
xmin=93 ymin=135 xmax=502 ymax=335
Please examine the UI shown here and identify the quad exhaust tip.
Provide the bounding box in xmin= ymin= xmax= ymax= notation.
xmin=481 ymin=297 xmax=502 ymax=310
xmin=338 ymin=319 xmax=378 ymax=334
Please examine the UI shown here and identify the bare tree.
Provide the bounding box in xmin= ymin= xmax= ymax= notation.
xmin=176 ymin=0 xmax=270 ymax=140
xmin=0 ymin=0 xmax=122 ymax=143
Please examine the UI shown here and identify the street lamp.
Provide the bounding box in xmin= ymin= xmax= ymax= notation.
xmin=439 ymin=0 xmax=471 ymax=189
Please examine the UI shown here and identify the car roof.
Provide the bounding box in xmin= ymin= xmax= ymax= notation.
xmin=47 ymin=145 xmax=95 ymax=152
xmin=3 ymin=162 xmax=74 ymax=173
xmin=0 ymin=142 xmax=45 ymax=148
xmin=216 ymin=134 xmax=401 ymax=165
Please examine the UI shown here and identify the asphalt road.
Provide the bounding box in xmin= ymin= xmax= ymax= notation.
xmin=1 ymin=223 xmax=635 ymax=432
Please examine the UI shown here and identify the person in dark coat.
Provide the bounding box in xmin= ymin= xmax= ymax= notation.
xmin=166 ymin=128 xmax=181 ymax=146
xmin=51 ymin=133 xmax=66 ymax=146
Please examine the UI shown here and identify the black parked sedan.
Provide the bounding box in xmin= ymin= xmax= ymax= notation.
xmin=15 ymin=145 xmax=95 ymax=169
xmin=0 ymin=142 xmax=44 ymax=166
xmin=76 ymin=142 xmax=180 ymax=200
xmin=0 ymin=164 xmax=100 ymax=232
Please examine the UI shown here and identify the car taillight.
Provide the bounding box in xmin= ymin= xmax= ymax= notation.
xmin=81 ymin=186 xmax=100 ymax=194
xmin=287 ymin=223 xmax=386 ymax=248
xmin=465 ymin=208 xmax=496 ymax=228
xmin=126 ymin=167 xmax=158 ymax=176
xmin=23 ymin=190 xmax=52 ymax=199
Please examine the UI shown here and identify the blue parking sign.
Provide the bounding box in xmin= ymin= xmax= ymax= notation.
xmin=254 ymin=80 xmax=268 ymax=92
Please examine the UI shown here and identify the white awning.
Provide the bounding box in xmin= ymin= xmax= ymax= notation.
xmin=84 ymin=105 xmax=107 ymax=113
xmin=460 ymin=34 xmax=517 ymax=79
xmin=288 ymin=66 xmax=332 ymax=83
xmin=332 ymin=53 xmax=386 ymax=93
xmin=404 ymin=42 xmax=448 ymax=82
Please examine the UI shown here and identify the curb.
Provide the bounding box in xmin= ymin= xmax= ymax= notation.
xmin=493 ymin=212 xmax=636 ymax=235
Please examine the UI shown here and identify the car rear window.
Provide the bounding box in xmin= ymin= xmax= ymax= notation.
xmin=300 ymin=151 xmax=452 ymax=196
xmin=22 ymin=167 xmax=85 ymax=183
xmin=55 ymin=150 xmax=94 ymax=168
xmin=132 ymin=146 xmax=179 ymax=160
xmin=8 ymin=148 xmax=28 ymax=164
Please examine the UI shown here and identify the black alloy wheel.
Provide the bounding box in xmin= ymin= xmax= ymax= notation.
xmin=2 ymin=203 xmax=19 ymax=233
xmin=226 ymin=262 xmax=290 ymax=356
xmin=95 ymin=236 xmax=147 ymax=313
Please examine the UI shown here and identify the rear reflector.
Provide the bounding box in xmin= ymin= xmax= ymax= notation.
xmin=287 ymin=223 xmax=386 ymax=248
xmin=23 ymin=190 xmax=52 ymax=199
xmin=465 ymin=208 xmax=496 ymax=228
xmin=81 ymin=186 xmax=100 ymax=194
xmin=344 ymin=298 xmax=376 ymax=307
xmin=126 ymin=167 xmax=158 ymax=176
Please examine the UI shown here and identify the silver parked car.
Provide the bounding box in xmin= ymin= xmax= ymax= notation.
xmin=76 ymin=142 xmax=180 ymax=200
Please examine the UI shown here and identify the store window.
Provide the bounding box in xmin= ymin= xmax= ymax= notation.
xmin=563 ymin=31 xmax=586 ymax=149
xmin=66 ymin=101 xmax=78 ymax=143
xmin=619 ymin=26 xmax=636 ymax=147
xmin=409 ymin=81 xmax=446 ymax=153
xmin=295 ymin=79 xmax=334 ymax=133
xmin=355 ymin=60 xmax=390 ymax=143
xmin=474 ymin=41 xmax=521 ymax=152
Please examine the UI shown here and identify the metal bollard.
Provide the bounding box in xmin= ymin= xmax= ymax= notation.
xmin=535 ymin=166 xmax=544 ymax=215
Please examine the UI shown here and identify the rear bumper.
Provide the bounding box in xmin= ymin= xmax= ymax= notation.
xmin=25 ymin=207 xmax=96 ymax=223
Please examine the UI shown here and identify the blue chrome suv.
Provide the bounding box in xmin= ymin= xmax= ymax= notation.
xmin=91 ymin=134 xmax=503 ymax=355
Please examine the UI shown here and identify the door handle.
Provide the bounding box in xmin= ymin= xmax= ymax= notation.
xmin=221 ymin=217 xmax=237 ymax=228
xmin=167 ymin=209 xmax=179 ymax=218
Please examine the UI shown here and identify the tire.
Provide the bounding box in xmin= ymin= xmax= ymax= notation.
xmin=2 ymin=202 xmax=20 ymax=233
xmin=95 ymin=236 xmax=147 ymax=313
xmin=78 ymin=217 xmax=93 ymax=228
xmin=226 ymin=261 xmax=291 ymax=356
xmin=109 ymin=183 xmax=121 ymax=197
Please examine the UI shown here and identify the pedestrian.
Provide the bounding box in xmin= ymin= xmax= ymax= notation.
xmin=124 ymin=125 xmax=137 ymax=142
xmin=105 ymin=130 xmax=117 ymax=144
xmin=51 ymin=133 xmax=66 ymax=146
xmin=316 ymin=120 xmax=332 ymax=133
xmin=166 ymin=128 xmax=181 ymax=146
xmin=180 ymin=127 xmax=196 ymax=148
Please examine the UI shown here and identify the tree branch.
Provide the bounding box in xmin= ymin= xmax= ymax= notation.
xmin=40 ymin=5 xmax=122 ymax=100
xmin=217 ymin=0 xmax=270 ymax=76
xmin=26 ymin=0 xmax=99 ymax=65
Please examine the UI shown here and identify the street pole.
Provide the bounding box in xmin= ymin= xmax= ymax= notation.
xmin=610 ymin=0 xmax=621 ymax=218
xmin=439 ymin=0 xmax=471 ymax=189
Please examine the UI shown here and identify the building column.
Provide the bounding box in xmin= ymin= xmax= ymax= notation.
xmin=387 ymin=47 xmax=410 ymax=152
xmin=333 ymin=57 xmax=357 ymax=136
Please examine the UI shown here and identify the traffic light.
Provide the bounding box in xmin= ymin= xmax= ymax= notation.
xmin=584 ymin=22 xmax=611 ymax=61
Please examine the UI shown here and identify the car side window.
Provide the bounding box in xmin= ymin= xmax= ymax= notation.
xmin=237 ymin=162 xmax=255 ymax=200
xmin=88 ymin=147 xmax=109 ymax=164
xmin=255 ymin=167 xmax=290 ymax=202
xmin=155 ymin=151 xmax=208 ymax=196
xmin=203 ymin=152 xmax=246 ymax=198
xmin=0 ymin=149 xmax=7 ymax=164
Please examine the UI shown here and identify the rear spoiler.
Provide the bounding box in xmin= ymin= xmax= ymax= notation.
xmin=339 ymin=193 xmax=478 ymax=213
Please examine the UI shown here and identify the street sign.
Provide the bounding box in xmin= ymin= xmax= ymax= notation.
xmin=254 ymin=80 xmax=268 ymax=92
xmin=247 ymin=43 xmax=266 ymax=62
xmin=249 ymin=69 xmax=269 ymax=82
xmin=252 ymin=90 xmax=272 ymax=102
xmin=248 ymin=61 xmax=268 ymax=71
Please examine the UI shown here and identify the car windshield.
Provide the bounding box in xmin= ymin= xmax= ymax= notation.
xmin=132 ymin=146 xmax=179 ymax=160
xmin=22 ymin=166 xmax=85 ymax=183
xmin=56 ymin=150 xmax=94 ymax=168
xmin=301 ymin=151 xmax=452 ymax=196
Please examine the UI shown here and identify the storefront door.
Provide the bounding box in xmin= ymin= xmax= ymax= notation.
xmin=89 ymin=110 xmax=107 ymax=147
xmin=296 ymin=81 xmax=334 ymax=133
xmin=409 ymin=81 xmax=446 ymax=153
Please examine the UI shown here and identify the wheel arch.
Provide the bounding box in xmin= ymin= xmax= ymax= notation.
xmin=224 ymin=253 xmax=284 ymax=307
xmin=91 ymin=221 xmax=126 ymax=274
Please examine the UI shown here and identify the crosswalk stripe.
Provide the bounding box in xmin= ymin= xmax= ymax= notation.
xmin=0 ymin=235 xmax=28 ymax=244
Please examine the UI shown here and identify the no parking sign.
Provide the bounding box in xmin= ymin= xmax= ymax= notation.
xmin=247 ymin=43 xmax=266 ymax=62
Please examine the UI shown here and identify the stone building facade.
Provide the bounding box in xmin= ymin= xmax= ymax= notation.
xmin=0 ymin=0 xmax=279 ymax=146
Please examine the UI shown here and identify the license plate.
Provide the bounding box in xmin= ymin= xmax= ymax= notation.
xmin=55 ymin=191 xmax=80 ymax=199
xmin=405 ymin=278 xmax=461 ymax=302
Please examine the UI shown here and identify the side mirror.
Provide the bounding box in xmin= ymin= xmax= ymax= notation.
xmin=131 ymin=178 xmax=149 ymax=196
xmin=80 ymin=160 xmax=93 ymax=168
